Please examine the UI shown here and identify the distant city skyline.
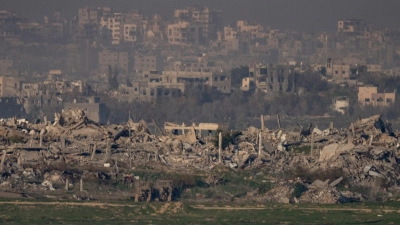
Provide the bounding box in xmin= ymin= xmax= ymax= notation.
xmin=2 ymin=0 xmax=400 ymax=31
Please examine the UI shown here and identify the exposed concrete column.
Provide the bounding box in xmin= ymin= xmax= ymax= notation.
xmin=65 ymin=178 xmax=69 ymax=191
xmin=80 ymin=178 xmax=83 ymax=192
xmin=155 ymin=149 xmax=159 ymax=162
xmin=91 ymin=144 xmax=96 ymax=160
xmin=261 ymin=115 xmax=265 ymax=131
xmin=129 ymin=148 xmax=132 ymax=170
xmin=44 ymin=116 xmax=47 ymax=125
xmin=258 ymin=132 xmax=262 ymax=156
xmin=103 ymin=138 xmax=110 ymax=163
xmin=0 ymin=150 xmax=6 ymax=172
xmin=218 ymin=132 xmax=222 ymax=163
xmin=311 ymin=131 xmax=314 ymax=153
xmin=206 ymin=149 xmax=210 ymax=164
xmin=277 ymin=114 xmax=281 ymax=129
xmin=61 ymin=136 xmax=66 ymax=148
xmin=39 ymin=134 xmax=43 ymax=147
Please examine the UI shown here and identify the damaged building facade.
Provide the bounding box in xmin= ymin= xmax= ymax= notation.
xmin=242 ymin=64 xmax=294 ymax=94
xmin=64 ymin=97 xmax=108 ymax=124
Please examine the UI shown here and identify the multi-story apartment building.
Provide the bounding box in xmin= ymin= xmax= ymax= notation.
xmin=326 ymin=58 xmax=359 ymax=81
xmin=100 ymin=12 xmax=123 ymax=45
xmin=243 ymin=64 xmax=294 ymax=94
xmin=123 ymin=23 xmax=141 ymax=43
xmin=117 ymin=80 xmax=182 ymax=103
xmin=78 ymin=7 xmax=99 ymax=26
xmin=78 ymin=7 xmax=112 ymax=27
xmin=223 ymin=26 xmax=237 ymax=41
xmin=237 ymin=20 xmax=264 ymax=40
xmin=167 ymin=22 xmax=191 ymax=45
xmin=133 ymin=54 xmax=164 ymax=72
xmin=99 ymin=10 xmax=145 ymax=45
xmin=170 ymin=6 xmax=221 ymax=45
xmin=161 ymin=70 xmax=231 ymax=93
xmin=0 ymin=76 xmax=21 ymax=97
xmin=98 ymin=50 xmax=129 ymax=74
xmin=337 ymin=19 xmax=367 ymax=34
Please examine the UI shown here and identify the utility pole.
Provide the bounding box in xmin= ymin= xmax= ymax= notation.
xmin=218 ymin=132 xmax=222 ymax=163
xmin=129 ymin=110 xmax=132 ymax=170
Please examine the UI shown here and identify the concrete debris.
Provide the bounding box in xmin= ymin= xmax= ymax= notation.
xmin=329 ymin=177 xmax=343 ymax=187
xmin=41 ymin=180 xmax=55 ymax=191
xmin=319 ymin=144 xmax=355 ymax=161
xmin=0 ymin=110 xmax=400 ymax=203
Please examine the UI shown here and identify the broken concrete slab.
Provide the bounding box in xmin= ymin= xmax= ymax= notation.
xmin=329 ymin=177 xmax=343 ymax=187
xmin=319 ymin=143 xmax=355 ymax=161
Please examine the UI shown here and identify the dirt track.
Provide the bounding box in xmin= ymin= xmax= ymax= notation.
xmin=190 ymin=205 xmax=400 ymax=213
xmin=0 ymin=201 xmax=137 ymax=207
xmin=0 ymin=201 xmax=399 ymax=213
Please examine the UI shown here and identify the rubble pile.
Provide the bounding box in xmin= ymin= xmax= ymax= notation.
xmin=0 ymin=109 xmax=400 ymax=203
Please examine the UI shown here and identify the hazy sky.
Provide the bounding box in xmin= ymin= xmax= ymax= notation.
xmin=2 ymin=0 xmax=400 ymax=31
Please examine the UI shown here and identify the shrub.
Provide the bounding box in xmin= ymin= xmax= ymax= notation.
xmin=8 ymin=135 xmax=24 ymax=143
xmin=166 ymin=174 xmax=197 ymax=192
xmin=205 ymin=189 xmax=215 ymax=198
xmin=213 ymin=129 xmax=242 ymax=149
xmin=284 ymin=166 xmax=345 ymax=184
xmin=258 ymin=182 xmax=272 ymax=195
xmin=292 ymin=182 xmax=307 ymax=198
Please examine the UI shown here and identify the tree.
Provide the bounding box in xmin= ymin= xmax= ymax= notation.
xmin=320 ymin=67 xmax=327 ymax=76
xmin=107 ymin=65 xmax=119 ymax=90
xmin=126 ymin=77 xmax=133 ymax=87
xmin=231 ymin=66 xmax=249 ymax=89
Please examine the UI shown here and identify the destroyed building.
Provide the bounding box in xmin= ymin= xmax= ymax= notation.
xmin=64 ymin=97 xmax=108 ymax=124
xmin=0 ymin=97 xmax=24 ymax=118
xmin=243 ymin=64 xmax=294 ymax=94
xmin=0 ymin=76 xmax=21 ymax=97
xmin=0 ymin=107 xmax=399 ymax=203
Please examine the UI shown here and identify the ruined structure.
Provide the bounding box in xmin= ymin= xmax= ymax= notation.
xmin=243 ymin=64 xmax=294 ymax=93
xmin=0 ymin=108 xmax=399 ymax=204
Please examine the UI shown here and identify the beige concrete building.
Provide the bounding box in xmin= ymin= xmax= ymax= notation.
xmin=117 ymin=81 xmax=181 ymax=103
xmin=161 ymin=70 xmax=230 ymax=93
xmin=332 ymin=96 xmax=349 ymax=115
xmin=167 ymin=22 xmax=190 ymax=45
xmin=64 ymin=97 xmax=108 ymax=124
xmin=165 ymin=56 xmax=210 ymax=72
xmin=223 ymin=26 xmax=237 ymax=41
xmin=358 ymin=86 xmax=395 ymax=107
xmin=245 ymin=64 xmax=293 ymax=94
xmin=367 ymin=64 xmax=382 ymax=73
xmin=337 ymin=19 xmax=367 ymax=34
xmin=0 ymin=76 xmax=21 ymax=97
xmin=173 ymin=6 xmax=221 ymax=41
xmin=326 ymin=58 xmax=359 ymax=81
xmin=99 ymin=50 xmax=129 ymax=74
xmin=237 ymin=20 xmax=264 ymax=40
xmin=78 ymin=7 xmax=99 ymax=26
xmin=133 ymin=55 xmax=163 ymax=72
xmin=124 ymin=23 xmax=142 ymax=43
xmin=78 ymin=7 xmax=111 ymax=27
xmin=100 ymin=12 xmax=123 ymax=45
